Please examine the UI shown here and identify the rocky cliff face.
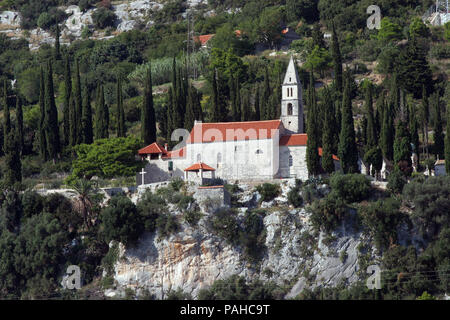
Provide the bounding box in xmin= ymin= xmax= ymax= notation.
xmin=0 ymin=0 xmax=208 ymax=51
xmin=107 ymin=181 xmax=373 ymax=299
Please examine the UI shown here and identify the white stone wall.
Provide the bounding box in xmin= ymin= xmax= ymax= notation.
xmin=278 ymin=146 xmax=308 ymax=181
xmin=186 ymin=137 xmax=279 ymax=181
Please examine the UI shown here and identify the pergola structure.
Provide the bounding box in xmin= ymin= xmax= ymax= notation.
xmin=184 ymin=162 xmax=216 ymax=183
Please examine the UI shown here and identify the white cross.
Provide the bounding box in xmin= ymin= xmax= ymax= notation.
xmin=140 ymin=168 xmax=147 ymax=186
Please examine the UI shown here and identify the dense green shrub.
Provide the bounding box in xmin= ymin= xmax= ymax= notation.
xmin=387 ymin=170 xmax=407 ymax=195
xmin=155 ymin=213 xmax=180 ymax=238
xmin=100 ymin=195 xmax=143 ymax=246
xmin=239 ymin=211 xmax=266 ymax=262
xmin=403 ymin=176 xmax=450 ymax=240
xmin=255 ymin=183 xmax=280 ymax=202
xmin=329 ymin=174 xmax=371 ymax=203
xmin=92 ymin=7 xmax=117 ymax=29
xmin=309 ymin=194 xmax=348 ymax=233
xmin=359 ymin=198 xmax=405 ymax=250
xmin=287 ymin=180 xmax=303 ymax=208
xmin=207 ymin=208 xmax=240 ymax=245
xmin=137 ymin=190 xmax=167 ymax=232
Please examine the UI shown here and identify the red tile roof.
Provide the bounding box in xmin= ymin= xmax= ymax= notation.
xmin=279 ymin=134 xmax=308 ymax=146
xmin=187 ymin=120 xmax=282 ymax=144
xmin=138 ymin=142 xmax=167 ymax=155
xmin=280 ymin=134 xmax=339 ymax=160
xmin=195 ymin=34 xmax=215 ymax=46
xmin=184 ymin=162 xmax=216 ymax=172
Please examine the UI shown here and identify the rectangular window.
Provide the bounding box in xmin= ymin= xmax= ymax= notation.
xmin=168 ymin=161 xmax=173 ymax=171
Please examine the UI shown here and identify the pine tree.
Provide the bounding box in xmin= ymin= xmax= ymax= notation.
xmin=74 ymin=59 xmax=83 ymax=145
xmin=431 ymin=92 xmax=444 ymax=159
xmin=116 ymin=77 xmax=126 ymax=137
xmin=331 ymin=22 xmax=343 ymax=94
xmin=3 ymin=129 xmax=21 ymax=187
xmin=38 ymin=66 xmax=47 ymax=160
xmin=306 ymin=72 xmax=321 ymax=176
xmin=445 ymin=105 xmax=450 ymax=174
xmin=141 ymin=68 xmax=156 ymax=145
xmin=63 ymin=55 xmax=71 ymax=146
xmin=321 ymin=87 xmax=335 ymax=174
xmin=338 ymin=72 xmax=359 ymax=173
xmin=44 ymin=61 xmax=60 ymax=163
xmin=15 ymin=96 xmax=23 ymax=154
xmin=81 ymin=84 xmax=93 ymax=144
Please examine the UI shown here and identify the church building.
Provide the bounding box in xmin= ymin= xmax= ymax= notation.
xmin=136 ymin=57 xmax=340 ymax=185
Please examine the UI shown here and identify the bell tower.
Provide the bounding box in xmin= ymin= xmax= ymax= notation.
xmin=281 ymin=56 xmax=303 ymax=134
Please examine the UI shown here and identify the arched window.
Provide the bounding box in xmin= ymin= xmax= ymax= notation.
xmin=287 ymin=88 xmax=290 ymax=97
xmin=289 ymin=155 xmax=293 ymax=167
xmin=256 ymin=149 xmax=263 ymax=154
xmin=197 ymin=154 xmax=201 ymax=162
xmin=287 ymin=103 xmax=293 ymax=116
xmin=290 ymin=88 xmax=293 ymax=97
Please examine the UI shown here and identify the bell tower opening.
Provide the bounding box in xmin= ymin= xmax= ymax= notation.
xmin=287 ymin=103 xmax=293 ymax=115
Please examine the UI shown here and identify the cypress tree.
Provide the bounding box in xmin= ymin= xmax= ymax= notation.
xmin=306 ymin=72 xmax=321 ymax=176
xmin=159 ymin=102 xmax=168 ymax=141
xmin=312 ymin=23 xmax=325 ymax=49
xmin=81 ymin=84 xmax=93 ymax=144
xmin=211 ymin=69 xmax=226 ymax=122
xmin=4 ymin=129 xmax=21 ymax=187
xmin=380 ymin=101 xmax=394 ymax=161
xmin=54 ymin=24 xmax=61 ymax=60
xmin=420 ymin=85 xmax=429 ymax=157
xmin=63 ymin=55 xmax=71 ymax=146
xmin=69 ymin=94 xmax=77 ymax=146
xmin=241 ymin=88 xmax=250 ymax=122
xmin=3 ymin=80 xmax=11 ymax=148
xmin=141 ymin=68 xmax=156 ymax=145
xmin=95 ymin=84 xmax=105 ymax=140
xmin=235 ymin=77 xmax=241 ymax=121
xmin=166 ymin=86 xmax=174 ymax=143
xmin=431 ymin=92 xmax=444 ymax=159
xmin=393 ymin=120 xmax=412 ymax=175
xmin=229 ymin=74 xmax=237 ymax=120
xmin=409 ymin=104 xmax=420 ymax=164
xmin=184 ymin=85 xmax=196 ymax=132
xmin=254 ymin=84 xmax=260 ymax=121
xmin=44 ymin=61 xmax=60 ymax=163
xmin=445 ymin=105 xmax=450 ymax=174
xmin=38 ymin=67 xmax=47 ymax=160
xmin=262 ymin=67 xmax=271 ymax=120
xmin=74 ymin=59 xmax=83 ymax=145
xmin=331 ymin=22 xmax=343 ymax=94
xmin=192 ymin=86 xmax=203 ymax=122
xmin=104 ymin=102 xmax=110 ymax=139
xmin=338 ymin=73 xmax=359 ymax=173
xmin=365 ymin=84 xmax=377 ymax=149
xmin=15 ymin=96 xmax=23 ymax=154
xmin=116 ymin=77 xmax=125 ymax=137
xmin=322 ymin=87 xmax=335 ymax=174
